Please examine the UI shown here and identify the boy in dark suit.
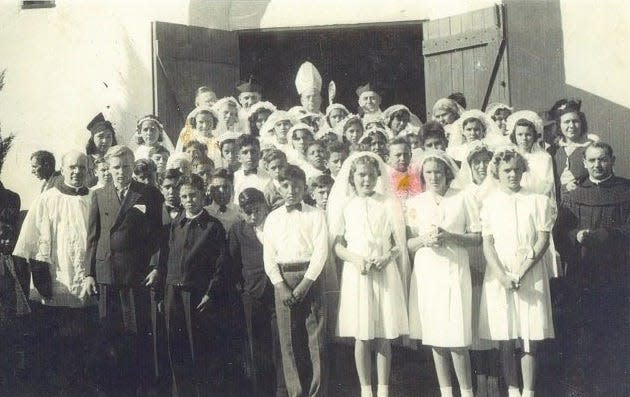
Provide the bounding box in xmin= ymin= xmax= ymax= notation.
xmin=83 ymin=145 xmax=163 ymax=396
xmin=158 ymin=174 xmax=229 ymax=397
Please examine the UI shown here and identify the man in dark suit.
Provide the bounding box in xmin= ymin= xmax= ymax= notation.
xmin=83 ymin=145 xmax=163 ymax=396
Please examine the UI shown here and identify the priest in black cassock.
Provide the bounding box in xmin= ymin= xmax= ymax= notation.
xmin=557 ymin=141 xmax=630 ymax=396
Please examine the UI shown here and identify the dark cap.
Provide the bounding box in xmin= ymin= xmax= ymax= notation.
xmin=356 ymin=83 xmax=380 ymax=97
xmin=237 ymin=79 xmax=262 ymax=94
xmin=86 ymin=112 xmax=113 ymax=135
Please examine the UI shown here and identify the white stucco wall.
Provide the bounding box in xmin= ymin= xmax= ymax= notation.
xmin=0 ymin=0 xmax=628 ymax=208
xmin=0 ymin=0 xmax=228 ymax=207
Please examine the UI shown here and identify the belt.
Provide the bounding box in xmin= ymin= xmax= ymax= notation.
xmin=277 ymin=261 xmax=309 ymax=272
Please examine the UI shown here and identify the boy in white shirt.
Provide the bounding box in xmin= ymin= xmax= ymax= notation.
xmin=263 ymin=165 xmax=328 ymax=397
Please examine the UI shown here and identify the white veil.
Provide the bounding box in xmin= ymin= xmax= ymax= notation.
xmin=327 ymin=151 xmax=411 ymax=293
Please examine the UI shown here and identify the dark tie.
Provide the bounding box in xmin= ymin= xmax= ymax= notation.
xmin=286 ymin=203 xmax=302 ymax=212
xmin=322 ymin=169 xmax=331 ymax=176
xmin=117 ymin=187 xmax=126 ymax=203
xmin=243 ymin=168 xmax=258 ymax=176
xmin=219 ymin=205 xmax=227 ymax=213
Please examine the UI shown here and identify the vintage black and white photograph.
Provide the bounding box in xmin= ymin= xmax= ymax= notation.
xmin=0 ymin=0 xmax=628 ymax=396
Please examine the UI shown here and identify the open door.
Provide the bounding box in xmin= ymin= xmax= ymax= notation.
xmin=422 ymin=5 xmax=508 ymax=117
xmin=152 ymin=21 xmax=240 ymax=143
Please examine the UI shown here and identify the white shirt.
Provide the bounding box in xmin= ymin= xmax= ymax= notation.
xmin=233 ymin=168 xmax=271 ymax=203
xmin=263 ymin=202 xmax=328 ymax=285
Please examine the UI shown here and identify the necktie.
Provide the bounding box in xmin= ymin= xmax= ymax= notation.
xmin=219 ymin=205 xmax=227 ymax=213
xmin=117 ymin=187 xmax=126 ymax=203
xmin=243 ymin=168 xmax=258 ymax=176
xmin=286 ymin=203 xmax=302 ymax=212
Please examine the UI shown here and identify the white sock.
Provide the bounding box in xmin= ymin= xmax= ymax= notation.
xmin=508 ymin=386 xmax=521 ymax=397
xmin=360 ymin=385 xmax=373 ymax=397
xmin=522 ymin=389 xmax=534 ymax=397
xmin=376 ymin=384 xmax=389 ymax=397
xmin=460 ymin=388 xmax=474 ymax=397
xmin=440 ymin=386 xmax=454 ymax=397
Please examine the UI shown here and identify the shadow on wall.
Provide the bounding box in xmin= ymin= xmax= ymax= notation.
xmin=506 ymin=0 xmax=630 ymax=176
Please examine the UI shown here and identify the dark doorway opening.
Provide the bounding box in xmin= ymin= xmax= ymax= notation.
xmin=238 ymin=23 xmax=426 ymax=120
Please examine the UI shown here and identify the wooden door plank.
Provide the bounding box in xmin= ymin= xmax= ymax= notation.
xmin=450 ymin=15 xmax=464 ymax=94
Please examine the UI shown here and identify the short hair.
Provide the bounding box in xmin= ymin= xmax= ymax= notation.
xmin=388 ymin=136 xmax=411 ymax=151
xmin=343 ymin=119 xmax=363 ymax=133
xmin=309 ymin=174 xmax=334 ymax=190
xmin=93 ymin=156 xmax=107 ymax=167
xmin=387 ymin=109 xmax=410 ymax=128
xmin=584 ymin=141 xmax=614 ymax=158
xmin=235 ymin=134 xmax=260 ymax=151
xmin=183 ymin=139 xmax=208 ymax=154
xmin=190 ymin=109 xmax=218 ymax=129
xmin=262 ymin=149 xmax=287 ymax=164
xmin=466 ymin=145 xmax=493 ymax=165
xmin=104 ymin=145 xmax=134 ymax=162
xmin=363 ymin=130 xmax=388 ymax=146
xmin=509 ymin=119 xmax=540 ymax=145
xmin=148 ymin=144 xmax=170 ymax=157
xmin=491 ymin=107 xmax=512 ymax=120
xmin=220 ymin=138 xmax=236 ymax=151
xmin=60 ymin=150 xmax=88 ymax=168
xmin=30 ymin=150 xmax=56 ymax=170
xmin=448 ymin=92 xmax=467 ymax=109
xmin=305 ymin=141 xmax=328 ymax=156
xmin=327 ymin=140 xmax=349 ymax=156
xmin=420 ymin=121 xmax=447 ymax=145
xmin=489 ymin=148 xmax=529 ymax=179
xmin=277 ymin=164 xmax=306 ymax=185
xmin=180 ymin=173 xmax=205 ymax=192
xmin=348 ymin=155 xmax=381 ymax=190
xmin=210 ymin=167 xmax=234 ymax=183
xmin=238 ymin=187 xmax=267 ymax=211
xmin=161 ymin=168 xmax=183 ymax=185
xmin=191 ymin=154 xmax=215 ymax=169
xmin=133 ymin=158 xmax=157 ymax=176
xmin=195 ymin=86 xmax=215 ymax=100
xmin=292 ymin=128 xmax=314 ymax=143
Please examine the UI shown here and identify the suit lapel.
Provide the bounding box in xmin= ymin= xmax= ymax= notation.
xmin=112 ymin=181 xmax=142 ymax=230
xmin=102 ymin=184 xmax=122 ymax=233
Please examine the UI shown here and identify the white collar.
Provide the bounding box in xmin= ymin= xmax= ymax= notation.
xmin=589 ymin=174 xmax=613 ymax=185
xmin=185 ymin=209 xmax=204 ymax=219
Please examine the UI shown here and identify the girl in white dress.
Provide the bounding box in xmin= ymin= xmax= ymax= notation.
xmin=507 ymin=111 xmax=556 ymax=201
xmin=406 ymin=151 xmax=480 ymax=397
xmin=328 ymin=152 xmax=410 ymax=397
xmin=132 ymin=115 xmax=175 ymax=161
xmin=462 ymin=144 xmax=501 ymax=397
xmin=478 ymin=148 xmax=555 ymax=397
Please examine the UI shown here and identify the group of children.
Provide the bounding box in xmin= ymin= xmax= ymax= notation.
xmin=17 ymin=64 xmax=605 ymax=397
